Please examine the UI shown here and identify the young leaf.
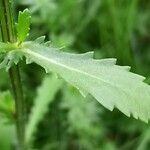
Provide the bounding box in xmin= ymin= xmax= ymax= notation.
xmin=0 ymin=50 xmax=23 ymax=71
xmin=25 ymin=74 xmax=63 ymax=145
xmin=0 ymin=42 xmax=23 ymax=70
xmin=21 ymin=41 xmax=150 ymax=123
xmin=0 ymin=42 xmax=17 ymax=53
xmin=16 ymin=9 xmax=31 ymax=43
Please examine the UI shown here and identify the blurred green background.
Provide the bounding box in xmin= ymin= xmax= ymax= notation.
xmin=0 ymin=0 xmax=150 ymax=149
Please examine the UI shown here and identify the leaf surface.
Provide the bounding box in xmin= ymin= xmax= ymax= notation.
xmin=21 ymin=41 xmax=150 ymax=122
xmin=16 ymin=9 xmax=31 ymax=43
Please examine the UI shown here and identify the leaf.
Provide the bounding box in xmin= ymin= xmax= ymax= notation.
xmin=0 ymin=50 xmax=23 ymax=71
xmin=25 ymin=74 xmax=63 ymax=145
xmin=16 ymin=9 xmax=31 ymax=43
xmin=21 ymin=41 xmax=150 ymax=123
xmin=0 ymin=42 xmax=17 ymax=53
xmin=0 ymin=41 xmax=23 ymax=71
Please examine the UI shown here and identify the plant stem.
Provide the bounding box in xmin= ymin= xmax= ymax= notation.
xmin=0 ymin=0 xmax=26 ymax=149
xmin=9 ymin=66 xmax=26 ymax=150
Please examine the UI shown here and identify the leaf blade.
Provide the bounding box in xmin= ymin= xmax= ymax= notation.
xmin=16 ymin=9 xmax=31 ymax=43
xmin=21 ymin=42 xmax=150 ymax=122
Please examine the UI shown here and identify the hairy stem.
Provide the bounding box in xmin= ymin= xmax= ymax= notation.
xmin=9 ymin=66 xmax=26 ymax=150
xmin=0 ymin=0 xmax=26 ymax=149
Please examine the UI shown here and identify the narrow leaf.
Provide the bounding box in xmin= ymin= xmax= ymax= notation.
xmin=21 ymin=42 xmax=150 ymax=123
xmin=16 ymin=9 xmax=31 ymax=43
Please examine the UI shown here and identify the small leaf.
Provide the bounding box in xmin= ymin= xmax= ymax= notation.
xmin=0 ymin=42 xmax=17 ymax=53
xmin=0 ymin=50 xmax=23 ymax=71
xmin=21 ymin=41 xmax=150 ymax=123
xmin=16 ymin=9 xmax=31 ymax=43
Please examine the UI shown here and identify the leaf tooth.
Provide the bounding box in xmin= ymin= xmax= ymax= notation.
xmin=78 ymin=51 xmax=94 ymax=59
xmin=94 ymin=58 xmax=117 ymax=66
xmin=26 ymin=57 xmax=33 ymax=64
xmin=132 ymin=112 xmax=138 ymax=120
xmin=115 ymin=65 xmax=145 ymax=81
xmin=22 ymin=8 xmax=30 ymax=14
xmin=129 ymin=73 xmax=146 ymax=81
xmin=114 ymin=65 xmax=131 ymax=72
xmin=113 ymin=104 xmax=131 ymax=118
xmin=66 ymin=51 xmax=94 ymax=59
xmin=35 ymin=36 xmax=46 ymax=44
xmin=44 ymin=41 xmax=51 ymax=47
xmin=140 ymin=110 xmax=150 ymax=123
xmin=131 ymin=111 xmax=148 ymax=123
xmin=121 ymin=66 xmax=131 ymax=71
xmin=104 ymin=103 xmax=114 ymax=111
xmin=44 ymin=67 xmax=49 ymax=73
xmin=123 ymin=110 xmax=131 ymax=118
xmin=137 ymin=115 xmax=148 ymax=123
xmin=135 ymin=74 xmax=146 ymax=81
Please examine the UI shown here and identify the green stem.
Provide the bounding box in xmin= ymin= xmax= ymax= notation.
xmin=0 ymin=0 xmax=26 ymax=149
xmin=9 ymin=66 xmax=26 ymax=150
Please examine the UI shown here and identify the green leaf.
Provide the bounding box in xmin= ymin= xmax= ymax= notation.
xmin=25 ymin=74 xmax=63 ymax=145
xmin=0 ymin=42 xmax=23 ymax=71
xmin=0 ymin=42 xmax=17 ymax=53
xmin=21 ymin=41 xmax=150 ymax=123
xmin=0 ymin=50 xmax=23 ymax=71
xmin=16 ymin=9 xmax=31 ymax=43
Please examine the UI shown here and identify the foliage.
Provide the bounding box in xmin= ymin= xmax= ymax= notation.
xmin=0 ymin=0 xmax=150 ymax=149
xmin=16 ymin=9 xmax=31 ymax=44
xmin=1 ymin=38 xmax=150 ymax=122
xmin=21 ymin=40 xmax=150 ymax=122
